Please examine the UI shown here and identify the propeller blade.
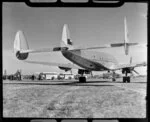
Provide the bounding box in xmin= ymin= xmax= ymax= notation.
xmin=130 ymin=57 xmax=132 ymax=64
xmin=91 ymin=71 xmax=93 ymax=77
xmin=131 ymin=71 xmax=134 ymax=76
xmin=133 ymin=69 xmax=139 ymax=75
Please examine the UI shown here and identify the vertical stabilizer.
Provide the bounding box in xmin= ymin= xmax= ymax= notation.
xmin=110 ymin=17 xmax=138 ymax=55
xmin=14 ymin=31 xmax=29 ymax=52
xmin=124 ymin=16 xmax=129 ymax=43
xmin=124 ymin=17 xmax=129 ymax=55
xmin=61 ymin=24 xmax=74 ymax=50
xmin=14 ymin=31 xmax=29 ymax=60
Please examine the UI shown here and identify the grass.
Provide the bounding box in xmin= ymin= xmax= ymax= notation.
xmin=3 ymin=77 xmax=146 ymax=118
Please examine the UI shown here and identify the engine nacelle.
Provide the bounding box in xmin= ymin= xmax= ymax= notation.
xmin=58 ymin=66 xmax=71 ymax=72
xmin=78 ymin=69 xmax=91 ymax=75
xmin=16 ymin=51 xmax=29 ymax=60
xmin=122 ymin=68 xmax=131 ymax=74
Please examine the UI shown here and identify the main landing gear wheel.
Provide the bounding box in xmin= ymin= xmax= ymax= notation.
xmin=79 ymin=77 xmax=86 ymax=83
xmin=112 ymin=78 xmax=116 ymax=82
xmin=123 ymin=76 xmax=130 ymax=83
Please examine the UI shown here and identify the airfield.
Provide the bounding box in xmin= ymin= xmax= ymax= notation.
xmin=3 ymin=76 xmax=147 ymax=118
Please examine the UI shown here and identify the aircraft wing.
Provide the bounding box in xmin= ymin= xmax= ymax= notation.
xmin=114 ymin=61 xmax=147 ymax=70
xmin=24 ymin=60 xmax=84 ymax=69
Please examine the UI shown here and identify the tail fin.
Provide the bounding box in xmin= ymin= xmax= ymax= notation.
xmin=124 ymin=17 xmax=138 ymax=55
xmin=61 ymin=24 xmax=74 ymax=50
xmin=14 ymin=31 xmax=29 ymax=60
xmin=124 ymin=16 xmax=129 ymax=55
xmin=124 ymin=16 xmax=129 ymax=44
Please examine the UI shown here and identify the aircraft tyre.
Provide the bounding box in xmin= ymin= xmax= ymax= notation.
xmin=79 ymin=77 xmax=86 ymax=83
xmin=123 ymin=76 xmax=130 ymax=83
xmin=127 ymin=76 xmax=130 ymax=83
xmin=123 ymin=77 xmax=126 ymax=83
xmin=112 ymin=78 xmax=116 ymax=82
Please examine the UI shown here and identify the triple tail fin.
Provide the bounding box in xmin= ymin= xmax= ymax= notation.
xmin=124 ymin=16 xmax=130 ymax=55
xmin=14 ymin=31 xmax=29 ymax=53
xmin=61 ymin=24 xmax=74 ymax=50
xmin=111 ymin=17 xmax=138 ymax=55
xmin=14 ymin=31 xmax=29 ymax=60
xmin=124 ymin=17 xmax=129 ymax=44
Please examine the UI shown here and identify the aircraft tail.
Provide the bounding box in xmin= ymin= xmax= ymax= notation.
xmin=124 ymin=17 xmax=129 ymax=44
xmin=14 ymin=31 xmax=29 ymax=60
xmin=124 ymin=17 xmax=130 ymax=55
xmin=124 ymin=17 xmax=138 ymax=55
xmin=61 ymin=24 xmax=74 ymax=50
xmin=111 ymin=17 xmax=138 ymax=55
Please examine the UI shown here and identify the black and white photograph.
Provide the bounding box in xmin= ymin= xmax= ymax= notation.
xmin=2 ymin=1 xmax=147 ymax=118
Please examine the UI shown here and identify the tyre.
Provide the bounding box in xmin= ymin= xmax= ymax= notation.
xmin=112 ymin=78 xmax=116 ymax=82
xmin=123 ymin=77 xmax=126 ymax=83
xmin=127 ymin=77 xmax=130 ymax=83
xmin=79 ymin=77 xmax=86 ymax=83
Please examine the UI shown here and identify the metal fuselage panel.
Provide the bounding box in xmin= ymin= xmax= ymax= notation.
xmin=61 ymin=50 xmax=118 ymax=71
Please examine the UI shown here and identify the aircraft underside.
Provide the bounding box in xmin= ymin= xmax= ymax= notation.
xmin=62 ymin=50 xmax=109 ymax=71
xmin=62 ymin=50 xmax=134 ymax=83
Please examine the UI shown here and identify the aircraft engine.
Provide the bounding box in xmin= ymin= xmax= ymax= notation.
xmin=122 ymin=68 xmax=131 ymax=74
xmin=58 ymin=66 xmax=71 ymax=72
xmin=78 ymin=69 xmax=91 ymax=74
xmin=16 ymin=51 xmax=29 ymax=60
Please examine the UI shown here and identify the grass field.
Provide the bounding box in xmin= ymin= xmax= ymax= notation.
xmin=3 ymin=77 xmax=147 ymax=118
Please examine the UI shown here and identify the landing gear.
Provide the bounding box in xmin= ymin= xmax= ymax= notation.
xmin=123 ymin=76 xmax=130 ymax=83
xmin=78 ymin=69 xmax=89 ymax=83
xmin=79 ymin=76 xmax=86 ymax=83
xmin=122 ymin=68 xmax=131 ymax=83
xmin=112 ymin=71 xmax=116 ymax=82
xmin=112 ymin=78 xmax=116 ymax=82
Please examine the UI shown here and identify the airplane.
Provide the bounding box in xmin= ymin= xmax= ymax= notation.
xmin=13 ymin=17 xmax=147 ymax=83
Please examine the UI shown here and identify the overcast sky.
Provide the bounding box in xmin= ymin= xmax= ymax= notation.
xmin=3 ymin=2 xmax=147 ymax=75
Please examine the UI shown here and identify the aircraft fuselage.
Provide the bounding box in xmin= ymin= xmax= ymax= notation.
xmin=62 ymin=50 xmax=118 ymax=71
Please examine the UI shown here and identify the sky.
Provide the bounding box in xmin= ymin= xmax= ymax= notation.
xmin=3 ymin=2 xmax=147 ymax=75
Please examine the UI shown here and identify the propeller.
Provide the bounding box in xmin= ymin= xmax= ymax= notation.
xmin=132 ymin=69 xmax=139 ymax=75
xmin=130 ymin=56 xmax=140 ymax=76
xmin=130 ymin=56 xmax=132 ymax=64
xmin=90 ymin=71 xmax=93 ymax=78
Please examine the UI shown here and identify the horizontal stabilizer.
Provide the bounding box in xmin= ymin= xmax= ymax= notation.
xmin=110 ymin=43 xmax=138 ymax=47
xmin=20 ymin=47 xmax=69 ymax=53
xmin=71 ymin=44 xmax=111 ymax=51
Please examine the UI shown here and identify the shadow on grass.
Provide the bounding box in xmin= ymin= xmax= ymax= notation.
xmin=3 ymin=79 xmax=146 ymax=87
xmin=3 ymin=80 xmax=114 ymax=87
